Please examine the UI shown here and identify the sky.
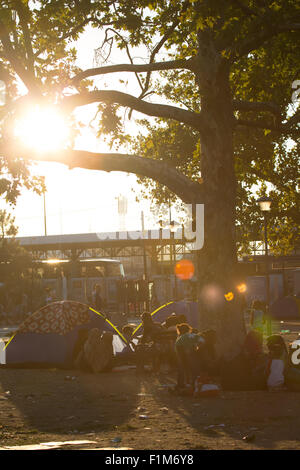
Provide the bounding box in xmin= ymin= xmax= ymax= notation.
xmin=5 ymin=25 xmax=165 ymax=237
xmin=1 ymin=19 xmax=297 ymax=240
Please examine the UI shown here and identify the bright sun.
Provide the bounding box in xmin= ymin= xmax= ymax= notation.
xmin=14 ymin=106 xmax=70 ymax=152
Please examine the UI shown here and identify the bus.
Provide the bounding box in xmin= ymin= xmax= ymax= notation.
xmin=34 ymin=258 xmax=125 ymax=310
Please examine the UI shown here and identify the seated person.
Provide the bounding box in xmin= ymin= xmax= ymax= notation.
xmin=195 ymin=329 xmax=218 ymax=377
xmin=162 ymin=313 xmax=187 ymax=342
xmin=140 ymin=311 xmax=164 ymax=343
xmin=72 ymin=328 xmax=89 ymax=367
xmin=113 ymin=324 xmax=137 ymax=367
xmin=163 ymin=313 xmax=187 ymax=330
xmin=220 ymin=330 xmax=269 ymax=391
xmin=243 ymin=329 xmax=264 ymax=360
xmin=266 ymin=335 xmax=288 ymax=391
xmin=74 ymin=328 xmax=114 ymax=373
xmin=136 ymin=312 xmax=174 ymax=373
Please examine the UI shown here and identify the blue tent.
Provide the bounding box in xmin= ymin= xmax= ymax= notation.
xmin=270 ymin=296 xmax=300 ymax=320
xmin=4 ymin=301 xmax=127 ymax=368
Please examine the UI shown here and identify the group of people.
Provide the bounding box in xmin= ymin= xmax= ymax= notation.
xmin=120 ymin=311 xmax=219 ymax=396
xmin=220 ymin=299 xmax=300 ymax=392
xmin=70 ymin=302 xmax=300 ymax=396
xmin=70 ymin=309 xmax=219 ymax=396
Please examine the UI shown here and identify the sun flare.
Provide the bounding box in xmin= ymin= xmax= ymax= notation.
xmin=14 ymin=106 xmax=70 ymax=153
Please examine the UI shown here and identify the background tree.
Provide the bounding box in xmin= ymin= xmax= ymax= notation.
xmin=0 ymin=209 xmax=32 ymax=316
xmin=0 ymin=209 xmax=31 ymax=281
xmin=0 ymin=1 xmax=299 ymax=353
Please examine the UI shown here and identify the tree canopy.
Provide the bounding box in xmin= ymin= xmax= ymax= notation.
xmin=0 ymin=1 xmax=299 ymax=304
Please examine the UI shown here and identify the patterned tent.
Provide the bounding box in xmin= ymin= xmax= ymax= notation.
xmin=5 ymin=301 xmax=127 ymax=367
xmin=17 ymin=301 xmax=91 ymax=335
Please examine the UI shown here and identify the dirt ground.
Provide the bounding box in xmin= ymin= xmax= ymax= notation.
xmin=0 ymin=320 xmax=300 ymax=451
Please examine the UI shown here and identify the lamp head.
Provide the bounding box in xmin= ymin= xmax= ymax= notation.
xmin=257 ymin=196 xmax=272 ymax=212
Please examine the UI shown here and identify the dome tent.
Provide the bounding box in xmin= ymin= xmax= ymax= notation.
xmin=270 ymin=296 xmax=300 ymax=320
xmin=3 ymin=301 xmax=127 ymax=368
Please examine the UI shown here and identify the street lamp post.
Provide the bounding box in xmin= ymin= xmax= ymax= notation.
xmin=257 ymin=196 xmax=272 ymax=336
xmin=43 ymin=190 xmax=47 ymax=236
xmin=41 ymin=176 xmax=47 ymax=236
xmin=157 ymin=219 xmax=179 ymax=300
xmin=141 ymin=210 xmax=149 ymax=311
xmin=169 ymin=220 xmax=179 ymax=301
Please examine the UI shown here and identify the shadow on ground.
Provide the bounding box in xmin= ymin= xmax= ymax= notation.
xmin=0 ymin=367 xmax=140 ymax=434
xmin=138 ymin=372 xmax=300 ymax=450
xmin=1 ymin=317 xmax=300 ymax=449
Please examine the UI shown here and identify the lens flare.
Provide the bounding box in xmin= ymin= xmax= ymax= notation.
xmin=14 ymin=105 xmax=69 ymax=152
xmin=237 ymin=283 xmax=247 ymax=293
xmin=174 ymin=259 xmax=195 ymax=280
xmin=200 ymin=284 xmax=224 ymax=309
xmin=224 ymin=291 xmax=234 ymax=302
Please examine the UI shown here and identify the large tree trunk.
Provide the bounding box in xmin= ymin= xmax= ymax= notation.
xmin=194 ymin=38 xmax=246 ymax=358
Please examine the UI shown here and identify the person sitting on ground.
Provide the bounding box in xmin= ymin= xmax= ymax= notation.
xmin=135 ymin=312 xmax=162 ymax=374
xmin=243 ymin=329 xmax=264 ymax=360
xmin=243 ymin=328 xmax=267 ymax=384
xmin=163 ymin=313 xmax=187 ymax=330
xmin=72 ymin=328 xmax=89 ymax=369
xmin=140 ymin=311 xmax=164 ymax=343
xmin=220 ymin=329 xmax=268 ymax=391
xmin=266 ymin=334 xmax=288 ymax=357
xmin=74 ymin=328 xmax=114 ymax=373
xmin=265 ymin=335 xmax=288 ymax=391
xmin=196 ymin=329 xmax=218 ymax=377
xmin=136 ymin=312 xmax=176 ymax=374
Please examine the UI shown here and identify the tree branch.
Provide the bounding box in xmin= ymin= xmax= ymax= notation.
xmin=138 ymin=17 xmax=181 ymax=100
xmin=233 ymin=99 xmax=282 ymax=117
xmin=0 ymin=143 xmax=203 ymax=204
xmin=61 ymin=89 xmax=208 ymax=133
xmin=235 ymin=108 xmax=300 ymax=136
xmin=248 ymin=166 xmax=290 ymax=194
xmin=233 ymin=22 xmax=300 ymax=58
xmin=14 ymin=0 xmax=35 ymax=76
xmin=71 ymin=58 xmax=195 ymax=84
xmin=0 ymin=18 xmax=39 ymax=95
xmin=97 ymin=28 xmax=145 ymax=94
